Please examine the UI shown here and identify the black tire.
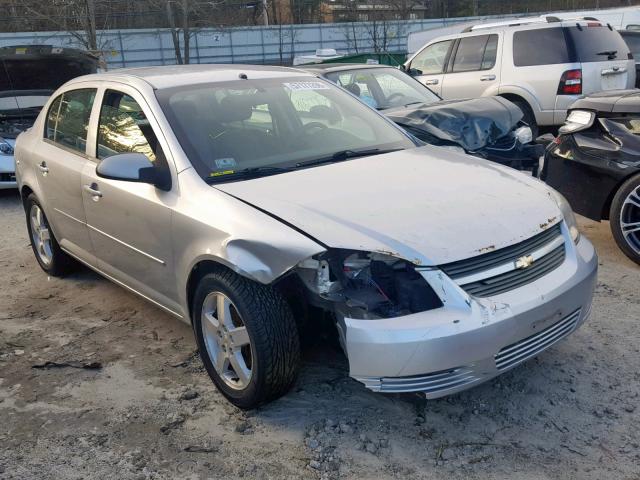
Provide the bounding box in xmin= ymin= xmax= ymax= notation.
xmin=610 ymin=174 xmax=640 ymax=265
xmin=512 ymin=99 xmax=539 ymax=139
xmin=192 ymin=269 xmax=300 ymax=409
xmin=24 ymin=193 xmax=76 ymax=276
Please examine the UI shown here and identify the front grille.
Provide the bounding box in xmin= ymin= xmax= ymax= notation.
xmin=494 ymin=308 xmax=581 ymax=371
xmin=0 ymin=172 xmax=15 ymax=182
xmin=356 ymin=366 xmax=479 ymax=394
xmin=440 ymin=223 xmax=565 ymax=297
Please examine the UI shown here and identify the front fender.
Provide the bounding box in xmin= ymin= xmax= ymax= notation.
xmin=173 ymin=169 xmax=326 ymax=318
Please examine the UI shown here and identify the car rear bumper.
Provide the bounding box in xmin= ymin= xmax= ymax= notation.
xmin=342 ymin=232 xmax=597 ymax=398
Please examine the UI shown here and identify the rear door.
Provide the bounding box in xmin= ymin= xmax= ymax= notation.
xmin=566 ymin=24 xmax=635 ymax=93
xmin=407 ymin=39 xmax=455 ymax=96
xmin=440 ymin=33 xmax=501 ymax=99
xmin=33 ymin=88 xmax=97 ymax=262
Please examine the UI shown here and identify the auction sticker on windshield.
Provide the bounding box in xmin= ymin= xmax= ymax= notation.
xmin=284 ymin=81 xmax=330 ymax=91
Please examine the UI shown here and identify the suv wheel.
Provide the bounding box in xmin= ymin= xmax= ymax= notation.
xmin=25 ymin=193 xmax=76 ymax=276
xmin=511 ymin=99 xmax=539 ymax=138
xmin=610 ymin=174 xmax=640 ymax=265
xmin=192 ymin=270 xmax=300 ymax=409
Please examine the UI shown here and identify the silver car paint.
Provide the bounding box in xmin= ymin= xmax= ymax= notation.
xmin=217 ymin=146 xmax=562 ymax=266
xmin=16 ymin=69 xmax=328 ymax=320
xmin=15 ymin=65 xmax=597 ymax=398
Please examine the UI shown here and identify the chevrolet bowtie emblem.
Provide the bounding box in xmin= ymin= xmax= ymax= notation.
xmin=515 ymin=255 xmax=534 ymax=269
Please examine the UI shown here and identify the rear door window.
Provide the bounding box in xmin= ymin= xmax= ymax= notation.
xmin=513 ymin=28 xmax=570 ymax=66
xmin=566 ymin=25 xmax=632 ymax=62
xmin=451 ymin=34 xmax=498 ymax=72
xmin=45 ymin=88 xmax=96 ymax=154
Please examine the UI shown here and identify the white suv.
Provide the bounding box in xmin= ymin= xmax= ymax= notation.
xmin=404 ymin=17 xmax=636 ymax=130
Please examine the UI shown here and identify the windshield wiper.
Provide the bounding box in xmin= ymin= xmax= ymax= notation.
xmin=597 ymin=50 xmax=618 ymax=59
xmin=295 ymin=148 xmax=402 ymax=168
xmin=206 ymin=165 xmax=294 ymax=183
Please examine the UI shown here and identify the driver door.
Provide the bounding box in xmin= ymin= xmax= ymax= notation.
xmin=81 ymin=86 xmax=180 ymax=314
xmin=408 ymin=39 xmax=455 ymax=96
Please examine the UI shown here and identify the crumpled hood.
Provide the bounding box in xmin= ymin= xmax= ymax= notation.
xmin=216 ymin=146 xmax=561 ymax=266
xmin=384 ymin=96 xmax=523 ymax=151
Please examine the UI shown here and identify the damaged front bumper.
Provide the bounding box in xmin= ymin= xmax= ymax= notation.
xmin=475 ymin=141 xmax=544 ymax=171
xmin=340 ymin=230 xmax=597 ymax=398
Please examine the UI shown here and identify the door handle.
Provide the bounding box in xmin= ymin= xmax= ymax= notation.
xmin=38 ymin=162 xmax=49 ymax=175
xmin=83 ymin=183 xmax=103 ymax=200
xmin=424 ymin=79 xmax=439 ymax=85
xmin=601 ymin=66 xmax=627 ymax=75
xmin=480 ymin=75 xmax=496 ymax=81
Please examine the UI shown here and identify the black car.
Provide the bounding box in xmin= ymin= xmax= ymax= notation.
xmin=302 ymin=64 xmax=543 ymax=171
xmin=541 ymin=89 xmax=640 ymax=264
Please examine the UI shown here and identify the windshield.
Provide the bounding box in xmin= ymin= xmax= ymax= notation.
xmin=156 ymin=76 xmax=415 ymax=182
xmin=566 ymin=25 xmax=632 ymax=62
xmin=324 ymin=67 xmax=440 ymax=110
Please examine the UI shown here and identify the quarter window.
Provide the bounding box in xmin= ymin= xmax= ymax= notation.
xmin=452 ymin=34 xmax=498 ymax=72
xmin=411 ymin=40 xmax=453 ymax=75
xmin=97 ymin=90 xmax=161 ymax=162
xmin=513 ymin=28 xmax=570 ymax=66
xmin=45 ymin=89 xmax=96 ymax=154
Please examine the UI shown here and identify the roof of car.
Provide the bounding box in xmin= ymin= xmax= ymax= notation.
xmin=299 ymin=63 xmax=395 ymax=74
xmin=428 ymin=16 xmax=607 ymax=42
xmin=68 ymin=64 xmax=315 ymax=89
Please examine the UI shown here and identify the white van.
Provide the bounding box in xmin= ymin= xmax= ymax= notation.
xmin=404 ymin=17 xmax=636 ymax=130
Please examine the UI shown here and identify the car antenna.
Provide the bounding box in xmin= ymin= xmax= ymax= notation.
xmin=239 ymin=73 xmax=248 ymax=80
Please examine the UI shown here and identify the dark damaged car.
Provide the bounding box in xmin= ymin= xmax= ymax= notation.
xmin=541 ymin=89 xmax=640 ymax=264
xmin=0 ymin=45 xmax=98 ymax=189
xmin=303 ymin=64 xmax=543 ymax=171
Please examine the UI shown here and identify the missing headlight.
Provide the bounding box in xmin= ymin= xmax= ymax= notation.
xmin=297 ymin=250 xmax=443 ymax=319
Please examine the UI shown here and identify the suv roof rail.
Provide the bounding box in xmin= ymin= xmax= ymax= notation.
xmin=463 ymin=14 xmax=605 ymax=33
xmin=465 ymin=16 xmax=553 ymax=32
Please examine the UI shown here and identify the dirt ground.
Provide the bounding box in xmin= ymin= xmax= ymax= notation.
xmin=1 ymin=188 xmax=639 ymax=480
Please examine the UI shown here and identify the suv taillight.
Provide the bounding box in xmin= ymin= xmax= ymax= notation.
xmin=558 ymin=69 xmax=582 ymax=95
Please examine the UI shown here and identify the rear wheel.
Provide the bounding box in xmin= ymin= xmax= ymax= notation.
xmin=511 ymin=99 xmax=539 ymax=139
xmin=192 ymin=270 xmax=300 ymax=409
xmin=610 ymin=174 xmax=640 ymax=265
xmin=25 ymin=193 xmax=76 ymax=276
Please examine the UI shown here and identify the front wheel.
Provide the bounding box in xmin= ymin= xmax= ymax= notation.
xmin=610 ymin=174 xmax=640 ymax=265
xmin=192 ymin=270 xmax=300 ymax=409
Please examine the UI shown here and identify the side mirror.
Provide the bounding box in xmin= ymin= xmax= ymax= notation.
xmin=405 ymin=67 xmax=422 ymax=77
xmin=96 ymin=152 xmax=170 ymax=190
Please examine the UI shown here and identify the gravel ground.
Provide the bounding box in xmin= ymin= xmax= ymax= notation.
xmin=0 ymin=188 xmax=639 ymax=480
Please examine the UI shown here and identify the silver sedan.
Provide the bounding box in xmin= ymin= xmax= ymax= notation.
xmin=15 ymin=65 xmax=597 ymax=408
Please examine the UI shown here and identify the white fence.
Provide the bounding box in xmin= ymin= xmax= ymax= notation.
xmin=0 ymin=15 xmax=517 ymax=68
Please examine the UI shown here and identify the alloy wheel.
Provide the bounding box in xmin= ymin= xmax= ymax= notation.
xmin=29 ymin=204 xmax=53 ymax=266
xmin=201 ymin=292 xmax=253 ymax=390
xmin=620 ymin=185 xmax=640 ymax=255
